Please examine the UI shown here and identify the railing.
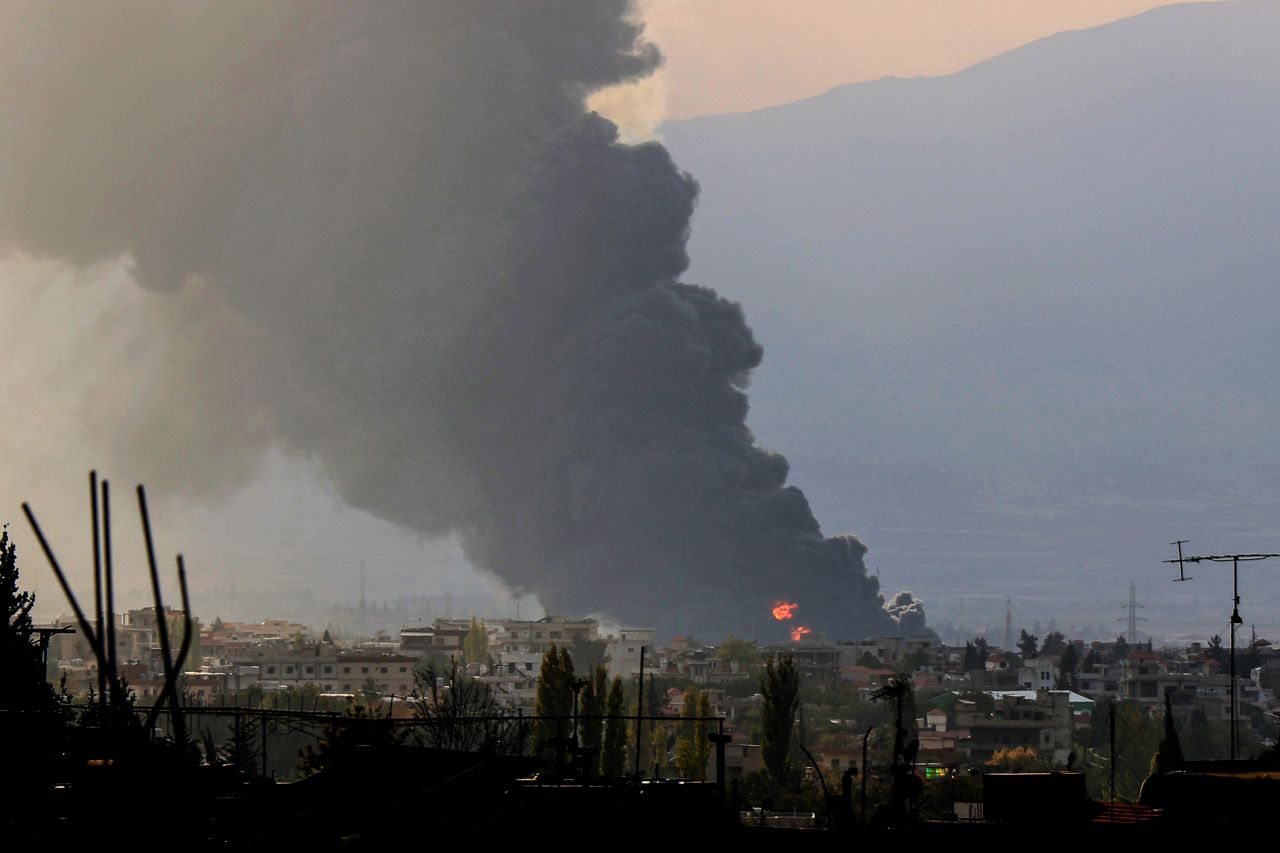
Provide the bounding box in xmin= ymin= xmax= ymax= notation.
xmin=50 ymin=702 xmax=725 ymax=782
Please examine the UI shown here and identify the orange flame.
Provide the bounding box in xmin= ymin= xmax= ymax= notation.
xmin=772 ymin=601 xmax=798 ymax=621
xmin=791 ymin=625 xmax=812 ymax=642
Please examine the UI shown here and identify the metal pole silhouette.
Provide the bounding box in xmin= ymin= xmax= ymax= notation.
xmin=102 ymin=479 xmax=119 ymax=690
xmin=634 ymin=643 xmax=645 ymax=778
xmin=90 ymin=471 xmax=106 ymax=715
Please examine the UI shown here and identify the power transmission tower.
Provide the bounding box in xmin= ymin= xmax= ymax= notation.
xmin=1164 ymin=543 xmax=1280 ymax=761
xmin=1116 ymin=581 xmax=1147 ymax=644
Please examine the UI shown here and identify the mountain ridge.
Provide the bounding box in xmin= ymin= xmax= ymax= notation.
xmin=660 ymin=0 xmax=1280 ymax=635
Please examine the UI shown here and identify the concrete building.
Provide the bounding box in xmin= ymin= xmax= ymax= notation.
xmin=606 ymin=627 xmax=655 ymax=681
xmin=958 ymin=690 xmax=1075 ymax=766
xmin=836 ymin=635 xmax=933 ymax=669
xmin=493 ymin=616 xmax=599 ymax=655
xmin=332 ymin=654 xmax=418 ymax=695
xmin=1016 ymin=657 xmax=1058 ymax=691
xmin=764 ymin=641 xmax=840 ymax=688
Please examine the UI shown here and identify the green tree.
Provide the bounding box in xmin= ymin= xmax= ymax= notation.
xmin=260 ymin=683 xmax=335 ymax=712
xmin=1041 ymin=631 xmax=1067 ymax=656
xmin=1153 ymin=692 xmax=1184 ymax=773
xmin=411 ymin=655 xmax=516 ymax=753
xmin=359 ymin=675 xmax=381 ymax=705
xmin=462 ymin=616 xmax=489 ymax=666
xmin=568 ymin=632 xmax=609 ymax=673
xmin=301 ymin=702 xmax=406 ymax=774
xmin=220 ymin=710 xmax=262 ymax=776
xmin=1017 ymin=629 xmax=1039 ymax=659
xmin=601 ymin=675 xmax=627 ymax=776
xmin=0 ymin=528 xmax=51 ymax=712
xmin=1181 ymin=702 xmax=1249 ymax=761
xmin=962 ymin=636 xmax=990 ymax=671
xmin=1080 ymin=699 xmax=1161 ymax=801
xmin=857 ymin=651 xmax=884 ymax=669
xmin=986 ymin=746 xmax=1049 ymax=772
xmin=1056 ymin=644 xmax=1080 ymax=689
xmin=1204 ymin=634 xmax=1225 ymax=664
xmin=1112 ymin=635 xmax=1131 ymax=663
xmin=760 ymin=653 xmax=800 ymax=786
xmin=695 ymin=690 xmax=713 ymax=775
xmin=531 ymin=644 xmax=575 ymax=757
xmin=716 ymin=633 xmax=760 ymax=671
xmin=674 ymin=687 xmax=711 ymax=780
xmin=629 ymin=673 xmax=666 ymax=775
xmin=1244 ymin=626 xmax=1264 ymax=672
xmin=579 ymin=664 xmax=608 ymax=760
xmin=0 ymin=525 xmax=77 ymax=804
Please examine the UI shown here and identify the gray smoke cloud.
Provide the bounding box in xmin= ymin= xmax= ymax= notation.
xmin=0 ymin=1 xmax=923 ymax=639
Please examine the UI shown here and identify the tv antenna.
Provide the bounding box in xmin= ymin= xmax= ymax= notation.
xmin=1163 ymin=542 xmax=1280 ymax=760
xmin=1170 ymin=540 xmax=1192 ymax=582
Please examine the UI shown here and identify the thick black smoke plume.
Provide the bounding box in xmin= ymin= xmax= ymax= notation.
xmin=0 ymin=1 xmax=923 ymax=639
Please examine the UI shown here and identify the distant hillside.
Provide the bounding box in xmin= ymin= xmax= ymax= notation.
xmin=663 ymin=0 xmax=1280 ymax=634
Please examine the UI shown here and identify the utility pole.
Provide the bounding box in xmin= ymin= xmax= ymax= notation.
xmin=1165 ymin=545 xmax=1280 ymax=761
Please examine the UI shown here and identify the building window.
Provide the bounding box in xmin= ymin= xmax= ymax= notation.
xmin=267 ymin=666 xmax=276 ymax=674
xmin=343 ymin=667 xmax=351 ymax=674
xmin=399 ymin=666 xmax=407 ymax=673
xmin=361 ymin=667 xmax=369 ymax=674
xmin=380 ymin=667 xmax=388 ymax=674
xmin=324 ymin=666 xmax=333 ymax=674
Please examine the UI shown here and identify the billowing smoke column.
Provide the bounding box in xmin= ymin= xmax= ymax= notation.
xmin=0 ymin=1 xmax=925 ymax=639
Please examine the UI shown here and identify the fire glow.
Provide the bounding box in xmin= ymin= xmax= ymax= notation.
xmin=772 ymin=601 xmax=798 ymax=620
xmin=772 ymin=601 xmax=810 ymax=641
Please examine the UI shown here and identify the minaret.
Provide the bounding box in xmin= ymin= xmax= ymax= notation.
xmin=1004 ymin=597 xmax=1014 ymax=652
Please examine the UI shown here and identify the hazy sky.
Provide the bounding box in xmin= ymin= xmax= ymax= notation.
xmin=591 ymin=0 xmax=1222 ymax=132
xmin=5 ymin=1 xmax=1241 ymax=639
xmin=658 ymin=0 xmax=1280 ymax=642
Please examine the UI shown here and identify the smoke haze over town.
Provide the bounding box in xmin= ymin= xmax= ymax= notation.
xmin=2 ymin=0 xmax=1276 ymax=646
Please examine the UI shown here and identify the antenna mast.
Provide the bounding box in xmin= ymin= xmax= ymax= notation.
xmin=1164 ymin=543 xmax=1280 ymax=761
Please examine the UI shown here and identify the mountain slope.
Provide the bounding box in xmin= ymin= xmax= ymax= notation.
xmin=662 ymin=0 xmax=1280 ymax=635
